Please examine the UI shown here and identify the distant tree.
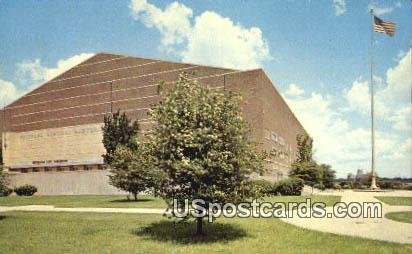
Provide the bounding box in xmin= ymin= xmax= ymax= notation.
xmin=290 ymin=134 xmax=336 ymax=190
xmin=290 ymin=161 xmax=319 ymax=189
xmin=102 ymin=110 xmax=154 ymax=199
xmin=290 ymin=134 xmax=317 ymax=188
xmin=347 ymin=173 xmax=355 ymax=181
xmin=102 ymin=110 xmax=139 ymax=165
xmin=318 ymin=164 xmax=336 ymax=189
xmin=295 ymin=133 xmax=313 ymax=163
xmin=0 ymin=144 xmax=8 ymax=196
xmin=351 ymin=170 xmax=375 ymax=189
xmin=0 ymin=143 xmax=3 ymax=165
xmin=148 ymin=73 xmax=265 ymax=235
xmin=108 ymin=142 xmax=160 ymax=200
xmin=0 ymin=164 xmax=11 ymax=197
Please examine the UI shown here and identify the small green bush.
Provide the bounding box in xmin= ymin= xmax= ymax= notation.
xmin=243 ymin=179 xmax=273 ymax=199
xmin=14 ymin=184 xmax=37 ymax=196
xmin=338 ymin=181 xmax=353 ymax=189
xmin=0 ymin=186 xmax=13 ymax=197
xmin=377 ymin=179 xmax=404 ymax=189
xmin=272 ymin=177 xmax=304 ymax=196
xmin=313 ymin=183 xmax=325 ymax=191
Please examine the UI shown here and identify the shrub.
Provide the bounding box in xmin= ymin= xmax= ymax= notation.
xmin=377 ymin=179 xmax=403 ymax=189
xmin=339 ymin=181 xmax=353 ymax=189
xmin=313 ymin=183 xmax=325 ymax=191
xmin=333 ymin=183 xmax=342 ymax=190
xmin=14 ymin=184 xmax=37 ymax=196
xmin=240 ymin=179 xmax=272 ymax=199
xmin=272 ymin=177 xmax=304 ymax=196
xmin=249 ymin=179 xmax=273 ymax=198
xmin=0 ymin=186 xmax=13 ymax=197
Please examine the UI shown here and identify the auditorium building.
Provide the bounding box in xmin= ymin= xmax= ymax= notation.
xmin=0 ymin=53 xmax=306 ymax=195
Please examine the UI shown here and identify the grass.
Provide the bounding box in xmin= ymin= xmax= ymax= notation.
xmin=0 ymin=195 xmax=166 ymax=208
xmin=0 ymin=195 xmax=341 ymax=208
xmin=375 ymin=196 xmax=412 ymax=206
xmin=262 ymin=195 xmax=341 ymax=207
xmin=0 ymin=212 xmax=410 ymax=254
xmin=385 ymin=211 xmax=412 ymax=224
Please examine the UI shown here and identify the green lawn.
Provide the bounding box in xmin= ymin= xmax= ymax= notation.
xmin=385 ymin=211 xmax=412 ymax=224
xmin=0 ymin=212 xmax=410 ymax=254
xmin=262 ymin=195 xmax=341 ymax=207
xmin=0 ymin=195 xmax=166 ymax=208
xmin=0 ymin=195 xmax=340 ymax=208
xmin=375 ymin=196 xmax=412 ymax=206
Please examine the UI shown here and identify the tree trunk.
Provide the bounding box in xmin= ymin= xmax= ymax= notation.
xmin=133 ymin=192 xmax=137 ymax=201
xmin=196 ymin=217 xmax=203 ymax=235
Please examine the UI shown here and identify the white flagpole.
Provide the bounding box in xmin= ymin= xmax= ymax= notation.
xmin=370 ymin=9 xmax=378 ymax=189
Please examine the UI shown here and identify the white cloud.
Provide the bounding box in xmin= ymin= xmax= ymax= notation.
xmin=283 ymin=83 xmax=411 ymax=178
xmin=1 ymin=53 xmax=93 ymax=107
xmin=285 ymin=83 xmax=304 ymax=97
xmin=283 ymin=86 xmax=352 ymax=169
xmin=129 ymin=0 xmax=271 ymax=69
xmin=0 ymin=79 xmax=24 ymax=106
xmin=386 ymin=138 xmax=412 ymax=160
xmin=383 ymin=49 xmax=412 ymax=105
xmin=344 ymin=49 xmax=412 ymax=131
xmin=17 ymin=53 xmax=94 ymax=85
xmin=344 ymin=79 xmax=370 ymax=114
xmin=129 ymin=0 xmax=192 ymax=46
xmin=333 ymin=0 xmax=346 ymax=16
xmin=387 ymin=105 xmax=412 ymax=131
xmin=368 ymin=2 xmax=401 ymax=16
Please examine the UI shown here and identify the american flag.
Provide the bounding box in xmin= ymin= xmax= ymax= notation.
xmin=374 ymin=16 xmax=396 ymax=37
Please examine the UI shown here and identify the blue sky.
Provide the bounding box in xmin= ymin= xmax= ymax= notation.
xmin=0 ymin=0 xmax=411 ymax=178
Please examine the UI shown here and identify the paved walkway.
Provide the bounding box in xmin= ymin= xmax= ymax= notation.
xmin=1 ymin=190 xmax=411 ymax=244
xmin=281 ymin=190 xmax=412 ymax=244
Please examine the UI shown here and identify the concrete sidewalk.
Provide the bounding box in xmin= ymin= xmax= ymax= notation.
xmin=281 ymin=190 xmax=412 ymax=244
xmin=1 ymin=190 xmax=411 ymax=244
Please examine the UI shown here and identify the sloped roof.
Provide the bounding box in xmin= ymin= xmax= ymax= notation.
xmin=4 ymin=53 xmax=243 ymax=132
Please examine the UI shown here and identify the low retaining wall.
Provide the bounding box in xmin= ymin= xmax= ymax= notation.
xmin=7 ymin=170 xmax=125 ymax=195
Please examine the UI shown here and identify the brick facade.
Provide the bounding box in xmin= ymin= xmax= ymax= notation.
xmin=2 ymin=53 xmax=306 ymax=182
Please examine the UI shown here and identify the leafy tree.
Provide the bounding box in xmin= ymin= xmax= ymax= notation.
xmin=0 ymin=143 xmax=3 ymax=165
xmin=318 ymin=163 xmax=336 ymax=189
xmin=102 ymin=110 xmax=154 ymax=199
xmin=108 ymin=142 xmax=160 ymax=200
xmin=295 ymin=133 xmax=313 ymax=163
xmin=289 ymin=161 xmax=319 ymax=188
xmin=290 ymin=134 xmax=336 ymax=191
xmin=148 ymin=73 xmax=265 ymax=234
xmin=102 ymin=110 xmax=139 ymax=165
xmin=0 ymin=160 xmax=11 ymax=197
xmin=272 ymin=177 xmax=304 ymax=196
